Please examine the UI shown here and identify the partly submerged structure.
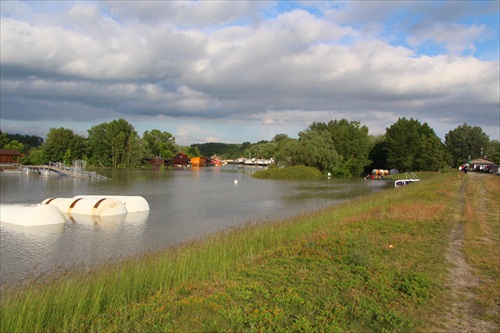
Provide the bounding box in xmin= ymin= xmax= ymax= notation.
xmin=21 ymin=160 xmax=109 ymax=180
xmin=1 ymin=196 xmax=149 ymax=227
xmin=394 ymin=173 xmax=420 ymax=187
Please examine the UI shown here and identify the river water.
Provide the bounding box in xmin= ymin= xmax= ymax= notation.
xmin=0 ymin=166 xmax=391 ymax=284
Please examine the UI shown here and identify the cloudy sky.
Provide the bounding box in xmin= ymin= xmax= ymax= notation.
xmin=1 ymin=1 xmax=499 ymax=145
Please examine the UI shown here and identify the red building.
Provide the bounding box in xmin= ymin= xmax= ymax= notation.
xmin=0 ymin=149 xmax=22 ymax=164
xmin=148 ymin=156 xmax=167 ymax=167
xmin=169 ymin=153 xmax=191 ymax=167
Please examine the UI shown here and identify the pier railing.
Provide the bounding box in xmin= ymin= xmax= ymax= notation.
xmin=21 ymin=162 xmax=110 ymax=181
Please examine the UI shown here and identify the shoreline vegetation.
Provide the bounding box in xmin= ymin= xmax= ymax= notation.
xmin=1 ymin=171 xmax=498 ymax=332
xmin=251 ymin=165 xmax=324 ymax=180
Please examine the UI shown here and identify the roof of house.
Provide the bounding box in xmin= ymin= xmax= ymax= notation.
xmin=0 ymin=149 xmax=22 ymax=155
xmin=469 ymin=158 xmax=495 ymax=165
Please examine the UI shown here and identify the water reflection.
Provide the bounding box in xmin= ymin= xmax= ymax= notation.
xmin=1 ymin=167 xmax=391 ymax=284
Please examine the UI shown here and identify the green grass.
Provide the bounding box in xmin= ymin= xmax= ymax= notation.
xmin=251 ymin=165 xmax=323 ymax=180
xmin=1 ymin=171 xmax=497 ymax=332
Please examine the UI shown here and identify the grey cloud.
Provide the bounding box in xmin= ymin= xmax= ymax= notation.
xmin=101 ymin=1 xmax=265 ymax=27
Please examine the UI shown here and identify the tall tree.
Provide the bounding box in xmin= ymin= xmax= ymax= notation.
xmin=0 ymin=132 xmax=10 ymax=148
xmin=191 ymin=142 xmax=242 ymax=159
xmin=445 ymin=123 xmax=491 ymax=166
xmin=142 ymin=129 xmax=177 ymax=159
xmin=177 ymin=146 xmax=201 ymax=158
xmin=87 ymin=123 xmax=110 ymax=166
xmin=244 ymin=142 xmax=278 ymax=159
xmin=87 ymin=118 xmax=140 ymax=167
xmin=275 ymin=129 xmax=342 ymax=175
xmin=385 ymin=118 xmax=449 ymax=171
xmin=44 ymin=128 xmax=87 ymax=163
xmin=366 ymin=135 xmax=389 ymax=173
xmin=23 ymin=147 xmax=48 ymax=165
xmin=309 ymin=119 xmax=372 ymax=177
xmin=485 ymin=140 xmax=500 ymax=164
xmin=3 ymin=140 xmax=24 ymax=153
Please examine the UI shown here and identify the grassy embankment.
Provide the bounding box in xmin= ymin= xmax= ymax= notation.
xmin=1 ymin=171 xmax=498 ymax=332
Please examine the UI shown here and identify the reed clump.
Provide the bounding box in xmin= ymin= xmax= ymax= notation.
xmin=1 ymin=171 xmax=497 ymax=332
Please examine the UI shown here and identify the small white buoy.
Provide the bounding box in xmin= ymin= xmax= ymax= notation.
xmin=234 ymin=179 xmax=238 ymax=184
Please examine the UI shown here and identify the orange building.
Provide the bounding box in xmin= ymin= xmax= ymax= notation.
xmin=191 ymin=157 xmax=208 ymax=167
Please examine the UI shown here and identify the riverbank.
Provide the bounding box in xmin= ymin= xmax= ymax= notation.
xmin=1 ymin=171 xmax=498 ymax=332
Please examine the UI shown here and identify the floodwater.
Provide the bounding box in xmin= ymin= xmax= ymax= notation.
xmin=0 ymin=166 xmax=392 ymax=284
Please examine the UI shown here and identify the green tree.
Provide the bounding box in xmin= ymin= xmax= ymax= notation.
xmin=240 ymin=141 xmax=252 ymax=153
xmin=3 ymin=132 xmax=43 ymax=150
xmin=142 ymin=129 xmax=177 ymax=159
xmin=275 ymin=129 xmax=341 ymax=175
xmin=485 ymin=140 xmax=500 ymax=164
xmin=272 ymin=134 xmax=290 ymax=143
xmin=23 ymin=147 xmax=48 ymax=165
xmin=272 ymin=134 xmax=294 ymax=156
xmin=3 ymin=140 xmax=25 ymax=153
xmin=63 ymin=148 xmax=72 ymax=165
xmin=309 ymin=119 xmax=372 ymax=177
xmin=366 ymin=135 xmax=388 ymax=173
xmin=244 ymin=142 xmax=278 ymax=159
xmin=128 ymin=134 xmax=145 ymax=167
xmin=44 ymin=128 xmax=87 ymax=163
xmin=385 ymin=118 xmax=449 ymax=171
xmin=445 ymin=123 xmax=491 ymax=166
xmin=87 ymin=119 xmax=140 ymax=167
xmin=87 ymin=123 xmax=110 ymax=166
xmin=191 ymin=142 xmax=242 ymax=159
xmin=0 ymin=132 xmax=10 ymax=148
xmin=186 ymin=146 xmax=201 ymax=158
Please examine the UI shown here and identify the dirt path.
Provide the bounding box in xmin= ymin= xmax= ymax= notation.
xmin=438 ymin=174 xmax=498 ymax=333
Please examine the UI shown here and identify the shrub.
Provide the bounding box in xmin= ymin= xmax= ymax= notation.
xmin=251 ymin=166 xmax=323 ymax=180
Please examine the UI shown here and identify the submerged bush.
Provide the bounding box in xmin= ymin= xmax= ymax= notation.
xmin=251 ymin=165 xmax=323 ymax=180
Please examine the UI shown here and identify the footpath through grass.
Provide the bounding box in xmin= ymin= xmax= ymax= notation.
xmin=1 ymin=171 xmax=498 ymax=332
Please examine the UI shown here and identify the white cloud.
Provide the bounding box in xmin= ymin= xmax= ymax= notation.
xmin=408 ymin=23 xmax=489 ymax=55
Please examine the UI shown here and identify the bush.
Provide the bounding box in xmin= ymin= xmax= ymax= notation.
xmin=251 ymin=166 xmax=323 ymax=180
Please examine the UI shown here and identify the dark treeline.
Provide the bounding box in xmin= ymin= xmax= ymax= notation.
xmin=0 ymin=131 xmax=44 ymax=153
xmin=1 ymin=118 xmax=499 ymax=177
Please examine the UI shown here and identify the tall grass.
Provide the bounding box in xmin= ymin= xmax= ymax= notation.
xmin=2 ymin=171 xmax=493 ymax=332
